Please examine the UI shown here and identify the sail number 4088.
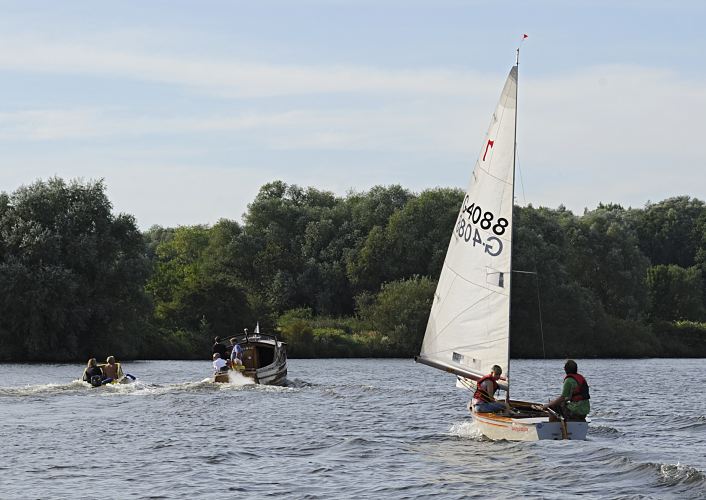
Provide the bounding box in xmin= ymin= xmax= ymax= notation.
xmin=456 ymin=196 xmax=508 ymax=257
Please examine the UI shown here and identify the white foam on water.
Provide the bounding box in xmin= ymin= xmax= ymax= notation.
xmin=122 ymin=380 xmax=212 ymax=396
xmin=449 ymin=420 xmax=485 ymax=440
xmin=226 ymin=371 xmax=256 ymax=386
xmin=0 ymin=380 xmax=88 ymax=396
xmin=658 ymin=462 xmax=706 ymax=484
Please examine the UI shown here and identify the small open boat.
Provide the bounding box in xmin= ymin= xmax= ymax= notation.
xmin=415 ymin=47 xmax=589 ymax=441
xmin=213 ymin=328 xmax=288 ymax=385
xmin=83 ymin=362 xmax=136 ymax=387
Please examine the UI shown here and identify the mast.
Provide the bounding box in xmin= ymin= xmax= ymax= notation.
xmin=506 ymin=48 xmax=520 ymax=403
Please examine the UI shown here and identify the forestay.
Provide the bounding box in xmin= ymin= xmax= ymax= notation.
xmin=417 ymin=66 xmax=518 ymax=390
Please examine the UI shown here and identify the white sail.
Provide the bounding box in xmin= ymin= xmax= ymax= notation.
xmin=418 ymin=65 xmax=517 ymax=390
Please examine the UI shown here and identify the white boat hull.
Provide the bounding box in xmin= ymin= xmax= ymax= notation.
xmin=472 ymin=411 xmax=589 ymax=441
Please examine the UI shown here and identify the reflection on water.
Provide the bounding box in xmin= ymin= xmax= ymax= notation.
xmin=1 ymin=358 xmax=705 ymax=499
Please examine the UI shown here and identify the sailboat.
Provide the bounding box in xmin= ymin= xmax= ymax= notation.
xmin=415 ymin=50 xmax=588 ymax=441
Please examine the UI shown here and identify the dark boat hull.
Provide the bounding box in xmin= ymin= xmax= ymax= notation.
xmin=214 ymin=332 xmax=287 ymax=385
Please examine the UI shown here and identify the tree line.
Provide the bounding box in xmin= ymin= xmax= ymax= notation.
xmin=1 ymin=177 xmax=705 ymax=362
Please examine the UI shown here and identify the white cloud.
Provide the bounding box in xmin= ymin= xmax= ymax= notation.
xmin=1 ymin=36 xmax=705 ymax=221
xmin=0 ymin=36 xmax=495 ymax=98
xmin=518 ymin=65 xmax=706 ymax=212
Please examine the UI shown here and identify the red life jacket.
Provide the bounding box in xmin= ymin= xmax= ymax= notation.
xmin=564 ymin=373 xmax=590 ymax=401
xmin=473 ymin=375 xmax=499 ymax=402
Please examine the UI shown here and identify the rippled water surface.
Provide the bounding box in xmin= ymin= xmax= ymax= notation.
xmin=1 ymin=358 xmax=704 ymax=499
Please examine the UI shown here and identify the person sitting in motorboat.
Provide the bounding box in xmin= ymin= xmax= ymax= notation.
xmin=212 ymin=353 xmax=228 ymax=374
xmin=230 ymin=343 xmax=244 ymax=368
xmin=213 ymin=336 xmax=227 ymax=361
xmin=102 ymin=356 xmax=123 ymax=381
xmin=101 ymin=356 xmax=137 ymax=383
xmin=471 ymin=365 xmax=507 ymax=413
xmin=542 ymin=359 xmax=590 ymax=420
xmin=82 ymin=358 xmax=107 ymax=387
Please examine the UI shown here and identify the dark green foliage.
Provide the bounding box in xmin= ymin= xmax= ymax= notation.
xmin=3 ymin=176 xmax=706 ymax=360
xmin=646 ymin=265 xmax=705 ymax=321
xmin=356 ymin=276 xmax=436 ymax=357
xmin=653 ymin=320 xmax=706 ymax=357
xmin=347 ymin=188 xmax=462 ymax=294
xmin=145 ymin=222 xmax=254 ymax=346
xmin=632 ymin=197 xmax=706 ymax=268
xmin=564 ymin=205 xmax=649 ymax=320
xmin=0 ymin=178 xmax=150 ymax=361
xmin=277 ymin=308 xmax=392 ymax=357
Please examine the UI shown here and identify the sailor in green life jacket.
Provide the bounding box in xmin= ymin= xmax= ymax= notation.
xmin=543 ymin=359 xmax=591 ymax=420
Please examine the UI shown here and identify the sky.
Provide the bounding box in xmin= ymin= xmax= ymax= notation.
xmin=1 ymin=0 xmax=705 ymax=229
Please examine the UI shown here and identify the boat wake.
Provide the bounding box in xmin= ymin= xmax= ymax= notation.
xmin=222 ymin=371 xmax=257 ymax=386
xmin=284 ymin=378 xmax=314 ymax=388
xmin=135 ymin=379 xmax=291 ymax=395
xmin=448 ymin=420 xmax=486 ymax=441
xmin=0 ymin=380 xmax=88 ymax=397
xmin=0 ymin=375 xmax=299 ymax=398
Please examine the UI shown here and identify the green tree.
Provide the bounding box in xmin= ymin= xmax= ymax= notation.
xmin=146 ymin=223 xmax=253 ymax=343
xmin=347 ymin=188 xmax=461 ymax=292
xmin=510 ymin=205 xmax=615 ymax=357
xmin=564 ymin=204 xmax=649 ymax=320
xmin=0 ymin=178 xmax=150 ymax=361
xmin=646 ymin=265 xmax=705 ymax=321
xmin=357 ymin=276 xmax=436 ymax=356
xmin=633 ymin=196 xmax=706 ymax=268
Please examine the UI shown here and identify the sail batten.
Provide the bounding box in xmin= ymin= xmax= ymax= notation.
xmin=419 ymin=65 xmax=517 ymax=390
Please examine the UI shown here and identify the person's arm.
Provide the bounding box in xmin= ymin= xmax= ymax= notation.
xmin=543 ymin=379 xmax=574 ymax=409
xmin=544 ymin=395 xmax=566 ymax=409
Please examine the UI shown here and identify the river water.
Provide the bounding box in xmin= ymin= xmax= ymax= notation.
xmin=1 ymin=358 xmax=704 ymax=499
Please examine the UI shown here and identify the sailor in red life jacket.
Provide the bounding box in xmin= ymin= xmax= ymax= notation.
xmin=542 ymin=359 xmax=591 ymax=420
xmin=471 ymin=365 xmax=507 ymax=413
